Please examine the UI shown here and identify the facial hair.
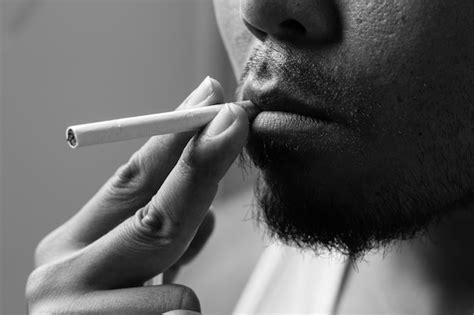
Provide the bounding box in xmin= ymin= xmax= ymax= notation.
xmin=238 ymin=44 xmax=467 ymax=259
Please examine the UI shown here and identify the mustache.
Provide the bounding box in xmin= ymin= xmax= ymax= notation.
xmin=235 ymin=42 xmax=340 ymax=102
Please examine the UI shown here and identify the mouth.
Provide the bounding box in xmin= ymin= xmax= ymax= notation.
xmin=242 ymin=81 xmax=335 ymax=124
xmin=238 ymin=73 xmax=362 ymax=163
xmin=240 ymin=77 xmax=345 ymax=143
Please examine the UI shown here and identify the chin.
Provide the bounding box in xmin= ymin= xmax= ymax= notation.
xmin=243 ymin=140 xmax=462 ymax=258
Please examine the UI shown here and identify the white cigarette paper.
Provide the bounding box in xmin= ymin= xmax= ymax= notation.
xmin=66 ymin=100 xmax=255 ymax=148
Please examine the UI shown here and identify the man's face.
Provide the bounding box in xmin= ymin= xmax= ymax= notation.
xmin=213 ymin=0 xmax=474 ymax=256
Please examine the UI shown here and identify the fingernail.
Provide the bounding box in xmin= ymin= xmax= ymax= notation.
xmin=185 ymin=76 xmax=213 ymax=106
xmin=205 ymin=104 xmax=236 ymax=137
xmin=162 ymin=311 xmax=201 ymax=315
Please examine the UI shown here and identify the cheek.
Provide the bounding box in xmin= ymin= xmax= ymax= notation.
xmin=338 ymin=0 xmax=472 ymax=81
xmin=323 ymin=1 xmax=474 ymax=190
xmin=335 ymin=0 xmax=474 ymax=133
xmin=213 ymin=0 xmax=257 ymax=76
xmin=340 ymin=1 xmax=441 ymax=80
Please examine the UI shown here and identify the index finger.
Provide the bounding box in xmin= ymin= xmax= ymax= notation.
xmin=36 ymin=78 xmax=224 ymax=266
xmin=70 ymin=78 xmax=225 ymax=244
xmin=76 ymin=104 xmax=249 ymax=289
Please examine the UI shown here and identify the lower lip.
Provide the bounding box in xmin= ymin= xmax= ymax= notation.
xmin=252 ymin=111 xmax=332 ymax=134
xmin=249 ymin=110 xmax=351 ymax=151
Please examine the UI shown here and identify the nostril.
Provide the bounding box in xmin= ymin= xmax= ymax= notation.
xmin=243 ymin=19 xmax=268 ymax=42
xmin=279 ymin=19 xmax=306 ymax=36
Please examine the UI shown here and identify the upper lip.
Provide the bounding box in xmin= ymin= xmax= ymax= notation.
xmin=242 ymin=85 xmax=335 ymax=123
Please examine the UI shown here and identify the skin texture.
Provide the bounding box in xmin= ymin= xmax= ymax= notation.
xmin=213 ymin=0 xmax=474 ymax=312
xmin=26 ymin=78 xmax=250 ymax=314
xmin=27 ymin=1 xmax=474 ymax=313
xmin=214 ymin=0 xmax=474 ymax=256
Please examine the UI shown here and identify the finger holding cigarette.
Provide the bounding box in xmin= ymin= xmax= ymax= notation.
xmin=29 ymin=78 xmax=250 ymax=314
xmin=52 ymin=76 xmax=228 ymax=254
xmin=80 ymin=103 xmax=250 ymax=289
xmin=66 ymin=100 xmax=258 ymax=148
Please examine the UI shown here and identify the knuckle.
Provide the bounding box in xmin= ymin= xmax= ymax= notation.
xmin=34 ymin=235 xmax=50 ymax=267
xmin=26 ymin=265 xmax=63 ymax=310
xmin=108 ymin=154 xmax=155 ymax=200
xmin=34 ymin=229 xmax=62 ymax=267
xmin=114 ymin=155 xmax=146 ymax=191
xmin=26 ymin=267 xmax=46 ymax=303
xmin=27 ymin=254 xmax=86 ymax=313
xmin=35 ymin=227 xmax=80 ymax=267
xmin=124 ymin=207 xmax=181 ymax=249
xmin=145 ymin=200 xmax=182 ymax=235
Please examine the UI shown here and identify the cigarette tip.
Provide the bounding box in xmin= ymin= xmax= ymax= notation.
xmin=66 ymin=128 xmax=78 ymax=148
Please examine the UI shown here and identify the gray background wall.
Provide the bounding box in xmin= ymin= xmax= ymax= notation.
xmin=1 ymin=1 xmax=264 ymax=314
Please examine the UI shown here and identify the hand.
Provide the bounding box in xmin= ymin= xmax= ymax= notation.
xmin=26 ymin=77 xmax=249 ymax=314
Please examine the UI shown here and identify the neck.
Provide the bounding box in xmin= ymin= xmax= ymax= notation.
xmin=340 ymin=206 xmax=474 ymax=313
xmin=399 ymin=208 xmax=474 ymax=313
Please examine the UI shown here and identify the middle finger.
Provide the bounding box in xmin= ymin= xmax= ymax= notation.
xmin=37 ymin=78 xmax=223 ymax=265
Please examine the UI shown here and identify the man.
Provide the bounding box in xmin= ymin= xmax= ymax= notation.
xmin=26 ymin=0 xmax=474 ymax=313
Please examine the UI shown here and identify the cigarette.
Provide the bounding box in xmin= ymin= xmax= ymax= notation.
xmin=66 ymin=100 xmax=257 ymax=148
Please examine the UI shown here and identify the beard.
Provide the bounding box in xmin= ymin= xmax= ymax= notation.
xmin=241 ymin=146 xmax=442 ymax=260
xmin=237 ymin=44 xmax=470 ymax=259
xmin=248 ymin=166 xmax=433 ymax=260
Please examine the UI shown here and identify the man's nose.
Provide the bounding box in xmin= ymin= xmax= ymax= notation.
xmin=240 ymin=0 xmax=340 ymax=44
